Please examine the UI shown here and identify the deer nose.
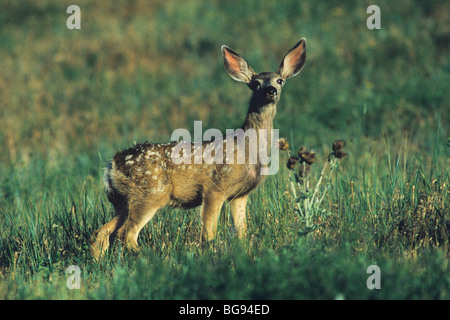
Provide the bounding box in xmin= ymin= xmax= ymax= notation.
xmin=265 ymin=86 xmax=277 ymax=97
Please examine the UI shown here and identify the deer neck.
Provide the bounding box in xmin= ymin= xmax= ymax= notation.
xmin=241 ymin=101 xmax=277 ymax=161
xmin=242 ymin=102 xmax=277 ymax=132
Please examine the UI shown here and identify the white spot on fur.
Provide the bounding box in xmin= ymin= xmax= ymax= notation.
xmin=147 ymin=150 xmax=161 ymax=157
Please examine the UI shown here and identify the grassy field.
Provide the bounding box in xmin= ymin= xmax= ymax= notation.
xmin=0 ymin=0 xmax=449 ymax=300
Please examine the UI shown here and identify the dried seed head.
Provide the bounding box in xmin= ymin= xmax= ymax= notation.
xmin=278 ymin=138 xmax=290 ymax=151
xmin=305 ymin=150 xmax=316 ymax=164
xmin=329 ymin=139 xmax=348 ymax=160
xmin=287 ymin=156 xmax=299 ymax=170
xmin=298 ymin=164 xmax=311 ymax=178
xmin=297 ymin=146 xmax=307 ymax=158
xmin=298 ymin=147 xmax=316 ymax=165
xmin=332 ymin=139 xmax=346 ymax=152
xmin=334 ymin=149 xmax=348 ymax=159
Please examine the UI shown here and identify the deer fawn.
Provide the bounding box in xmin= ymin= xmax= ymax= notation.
xmin=91 ymin=38 xmax=306 ymax=259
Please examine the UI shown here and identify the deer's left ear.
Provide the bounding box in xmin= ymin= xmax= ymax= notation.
xmin=278 ymin=38 xmax=306 ymax=80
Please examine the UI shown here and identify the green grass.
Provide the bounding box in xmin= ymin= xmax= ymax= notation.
xmin=0 ymin=0 xmax=449 ymax=299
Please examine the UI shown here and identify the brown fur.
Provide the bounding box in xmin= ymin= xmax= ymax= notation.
xmin=91 ymin=39 xmax=307 ymax=259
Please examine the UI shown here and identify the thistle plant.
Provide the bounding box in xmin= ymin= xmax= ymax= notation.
xmin=279 ymin=138 xmax=348 ymax=234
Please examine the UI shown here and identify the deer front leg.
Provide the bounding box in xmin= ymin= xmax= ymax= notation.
xmin=230 ymin=195 xmax=248 ymax=238
xmin=201 ymin=191 xmax=226 ymax=241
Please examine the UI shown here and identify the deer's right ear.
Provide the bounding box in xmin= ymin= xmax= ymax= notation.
xmin=222 ymin=45 xmax=255 ymax=83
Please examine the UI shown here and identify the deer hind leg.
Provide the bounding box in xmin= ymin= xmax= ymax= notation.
xmin=91 ymin=198 xmax=163 ymax=259
xmin=90 ymin=207 xmax=127 ymax=260
xmin=201 ymin=191 xmax=226 ymax=241
xmin=114 ymin=199 xmax=162 ymax=253
xmin=230 ymin=194 xmax=248 ymax=238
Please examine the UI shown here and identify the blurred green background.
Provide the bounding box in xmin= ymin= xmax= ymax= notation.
xmin=0 ymin=0 xmax=448 ymax=173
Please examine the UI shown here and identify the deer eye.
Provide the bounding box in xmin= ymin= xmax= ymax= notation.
xmin=249 ymin=80 xmax=261 ymax=91
xmin=277 ymin=79 xmax=284 ymax=85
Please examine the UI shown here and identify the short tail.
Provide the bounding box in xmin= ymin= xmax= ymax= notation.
xmin=103 ymin=161 xmax=114 ymax=197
